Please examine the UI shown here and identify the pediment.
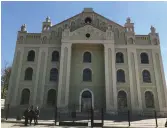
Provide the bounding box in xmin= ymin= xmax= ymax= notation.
xmin=70 ymin=25 xmax=105 ymax=40
xmin=50 ymin=9 xmax=125 ymax=36
xmin=62 ymin=25 xmax=114 ymax=41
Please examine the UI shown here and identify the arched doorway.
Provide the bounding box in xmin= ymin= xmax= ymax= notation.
xmin=81 ymin=90 xmax=92 ymax=112
xmin=47 ymin=89 xmax=56 ymax=106
xmin=117 ymin=90 xmax=127 ymax=111
xmin=145 ymin=91 xmax=155 ymax=108
xmin=20 ymin=89 xmax=30 ymax=105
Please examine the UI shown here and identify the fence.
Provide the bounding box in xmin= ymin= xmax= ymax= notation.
xmin=3 ymin=104 xmax=167 ymax=127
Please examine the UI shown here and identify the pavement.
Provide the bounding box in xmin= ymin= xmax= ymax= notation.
xmin=1 ymin=118 xmax=167 ymax=128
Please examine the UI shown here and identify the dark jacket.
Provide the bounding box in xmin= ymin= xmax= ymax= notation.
xmin=35 ymin=109 xmax=40 ymax=117
xmin=24 ymin=109 xmax=29 ymax=118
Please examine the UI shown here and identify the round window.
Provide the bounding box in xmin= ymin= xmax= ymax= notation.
xmin=86 ymin=33 xmax=90 ymax=38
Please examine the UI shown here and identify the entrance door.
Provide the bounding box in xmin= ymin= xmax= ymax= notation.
xmin=81 ymin=91 xmax=92 ymax=112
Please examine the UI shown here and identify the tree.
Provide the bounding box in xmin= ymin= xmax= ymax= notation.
xmin=1 ymin=61 xmax=11 ymax=99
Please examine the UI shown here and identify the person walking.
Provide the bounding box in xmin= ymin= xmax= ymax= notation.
xmin=34 ymin=106 xmax=40 ymax=125
xmin=23 ymin=108 xmax=29 ymax=126
xmin=29 ymin=105 xmax=35 ymax=125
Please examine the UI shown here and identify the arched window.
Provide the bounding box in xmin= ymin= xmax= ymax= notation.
xmin=27 ymin=50 xmax=35 ymax=61
xmin=145 ymin=91 xmax=155 ymax=108
xmin=115 ymin=28 xmax=119 ymax=38
xmin=47 ymin=89 xmax=56 ymax=106
xmin=140 ymin=53 xmax=149 ymax=64
xmin=83 ymin=52 xmax=91 ymax=63
xmin=24 ymin=67 xmax=33 ymax=80
xmin=50 ymin=68 xmax=58 ymax=81
xmin=42 ymin=36 xmax=47 ymax=44
xmin=117 ymin=91 xmax=127 ymax=110
xmin=20 ymin=89 xmax=30 ymax=105
xmin=142 ymin=70 xmax=151 ymax=83
xmin=117 ymin=69 xmax=125 ymax=82
xmin=52 ymin=51 xmax=59 ymax=62
xmin=116 ymin=52 xmax=124 ymax=63
xmin=128 ymin=38 xmax=133 ymax=44
xmin=83 ymin=68 xmax=92 ymax=81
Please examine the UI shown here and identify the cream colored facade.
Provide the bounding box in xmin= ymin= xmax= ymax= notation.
xmin=6 ymin=8 xmax=167 ymax=115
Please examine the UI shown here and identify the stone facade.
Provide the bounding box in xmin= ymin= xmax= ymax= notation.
xmin=6 ymin=8 xmax=167 ymax=115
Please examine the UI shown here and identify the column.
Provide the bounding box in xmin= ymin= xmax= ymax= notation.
xmin=57 ymin=43 xmax=72 ymax=110
xmin=6 ymin=46 xmax=20 ymax=105
xmin=133 ymin=50 xmax=143 ymax=111
xmin=127 ymin=48 xmax=135 ymax=111
xmin=111 ymin=45 xmax=117 ymax=111
xmin=12 ymin=48 xmax=24 ymax=106
xmin=158 ymin=50 xmax=167 ymax=108
xmin=40 ymin=48 xmax=48 ymax=106
xmin=33 ymin=48 xmax=43 ymax=105
xmin=152 ymin=50 xmax=163 ymax=110
xmin=104 ymin=44 xmax=117 ymax=112
xmin=104 ymin=44 xmax=111 ymax=111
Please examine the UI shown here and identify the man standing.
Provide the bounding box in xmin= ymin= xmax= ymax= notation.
xmin=34 ymin=106 xmax=40 ymax=125
xmin=23 ymin=108 xmax=29 ymax=126
xmin=29 ymin=105 xmax=35 ymax=125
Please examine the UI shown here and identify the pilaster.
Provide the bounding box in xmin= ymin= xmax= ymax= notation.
xmin=152 ymin=50 xmax=163 ymax=110
xmin=12 ymin=48 xmax=24 ymax=106
xmin=158 ymin=51 xmax=167 ymax=109
xmin=127 ymin=47 xmax=135 ymax=111
xmin=57 ymin=42 xmax=72 ymax=110
xmin=104 ymin=43 xmax=117 ymax=112
xmin=6 ymin=45 xmax=20 ymax=105
xmin=40 ymin=48 xmax=48 ymax=106
xmin=133 ymin=49 xmax=143 ymax=111
xmin=33 ymin=48 xmax=43 ymax=105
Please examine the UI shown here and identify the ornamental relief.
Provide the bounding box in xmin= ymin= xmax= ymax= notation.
xmin=50 ymin=13 xmax=125 ymax=41
xmin=67 ymin=25 xmax=106 ymax=40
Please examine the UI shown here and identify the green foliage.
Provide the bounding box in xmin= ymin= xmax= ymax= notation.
xmin=1 ymin=66 xmax=11 ymax=99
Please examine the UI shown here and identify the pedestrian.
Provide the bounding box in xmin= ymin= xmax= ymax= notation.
xmin=29 ymin=105 xmax=35 ymax=125
xmin=23 ymin=108 xmax=29 ymax=126
xmin=34 ymin=106 xmax=40 ymax=125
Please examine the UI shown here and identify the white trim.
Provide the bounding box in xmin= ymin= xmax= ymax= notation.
xmin=16 ymin=43 xmax=160 ymax=50
xmin=117 ymin=89 xmax=128 ymax=96
xmin=79 ymin=88 xmax=94 ymax=112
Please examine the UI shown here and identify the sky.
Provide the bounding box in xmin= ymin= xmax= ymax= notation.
xmin=1 ymin=1 xmax=167 ymax=83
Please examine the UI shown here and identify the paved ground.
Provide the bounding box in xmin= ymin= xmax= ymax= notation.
xmin=1 ymin=122 xmax=91 ymax=128
xmin=1 ymin=118 xmax=167 ymax=128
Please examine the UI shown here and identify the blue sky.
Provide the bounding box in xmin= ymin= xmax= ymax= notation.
xmin=1 ymin=1 xmax=167 ymax=83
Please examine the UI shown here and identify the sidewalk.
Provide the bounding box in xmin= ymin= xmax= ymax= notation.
xmin=1 ymin=118 xmax=55 ymax=125
xmin=1 ymin=118 xmax=167 ymax=128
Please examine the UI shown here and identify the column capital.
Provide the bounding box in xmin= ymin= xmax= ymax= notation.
xmin=103 ymin=43 xmax=115 ymax=49
xmin=61 ymin=42 xmax=72 ymax=48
